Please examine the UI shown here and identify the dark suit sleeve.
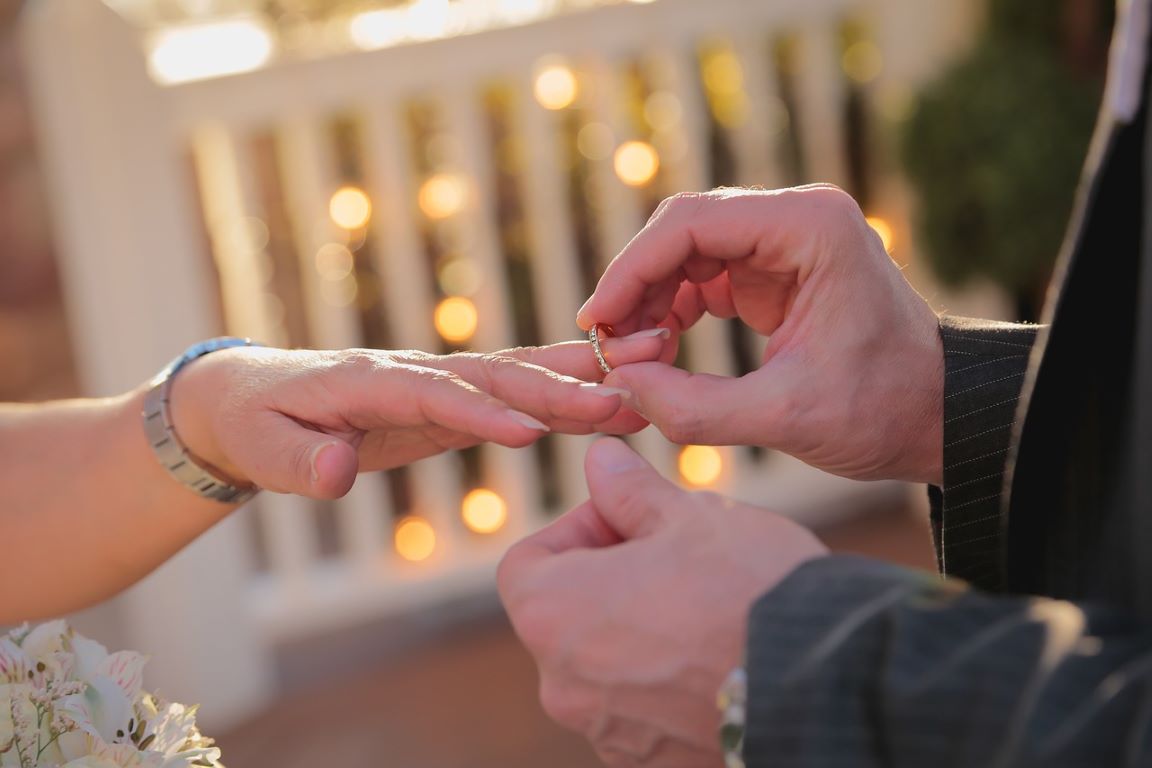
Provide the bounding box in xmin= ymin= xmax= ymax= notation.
xmin=931 ymin=317 xmax=1039 ymax=591
xmin=744 ymin=556 xmax=1152 ymax=768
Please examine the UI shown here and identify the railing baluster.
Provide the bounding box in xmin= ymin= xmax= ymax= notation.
xmin=442 ymin=86 xmax=542 ymax=538
xmin=276 ymin=117 xmax=364 ymax=351
xmin=276 ymin=115 xmax=392 ymax=573
xmin=649 ymin=46 xmax=744 ymax=485
xmin=190 ymin=125 xmax=283 ymax=345
xmin=795 ymin=24 xmax=848 ymax=186
xmin=363 ymin=101 xmax=464 ymax=555
xmin=255 ymin=494 xmax=316 ymax=595
xmin=513 ymin=74 xmax=594 ymax=512
xmin=192 ymin=125 xmax=329 ymax=586
xmin=584 ymin=55 xmax=673 ymax=477
xmin=729 ymin=31 xmax=787 ymax=190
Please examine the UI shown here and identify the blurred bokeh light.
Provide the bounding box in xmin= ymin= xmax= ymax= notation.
xmin=395 ymin=516 xmax=437 ymax=562
xmin=678 ymin=445 xmax=723 ymax=487
xmin=434 ymin=296 xmax=479 ymax=343
xmin=533 ymin=62 xmax=578 ymax=111
xmin=613 ymin=140 xmax=659 ymax=187
xmin=329 ymin=186 xmax=373 ymax=230
xmin=461 ymin=489 xmax=508 ymax=534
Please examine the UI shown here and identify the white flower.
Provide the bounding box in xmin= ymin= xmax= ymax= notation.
xmin=0 ymin=640 xmax=29 ymax=685
xmin=0 ymin=622 xmax=222 ymax=768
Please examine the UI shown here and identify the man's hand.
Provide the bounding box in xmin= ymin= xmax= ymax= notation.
xmin=498 ymin=438 xmax=827 ymax=767
xmin=578 ymin=186 xmax=944 ymax=485
xmin=166 ymin=332 xmax=667 ymax=499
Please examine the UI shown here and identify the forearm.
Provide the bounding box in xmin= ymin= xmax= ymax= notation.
xmin=745 ymin=557 xmax=1152 ymax=767
xmin=0 ymin=388 xmax=233 ymax=621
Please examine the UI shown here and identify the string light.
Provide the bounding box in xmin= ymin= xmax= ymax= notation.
xmin=613 ymin=141 xmax=660 ymax=187
xmin=534 ymin=63 xmax=579 ymax=110
xmin=435 ymin=296 xmax=479 ymax=343
xmin=678 ymin=445 xmax=723 ymax=487
xmin=418 ymin=174 xmax=469 ymax=220
xmin=461 ymin=489 xmax=508 ymax=534
xmin=329 ymin=186 xmax=372 ymax=230
xmin=395 ymin=517 xmax=437 ymax=562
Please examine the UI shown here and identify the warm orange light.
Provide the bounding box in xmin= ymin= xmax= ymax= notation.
xmin=613 ymin=141 xmax=660 ymax=187
xmin=461 ymin=489 xmax=508 ymax=534
xmin=865 ymin=216 xmax=894 ymax=253
xmin=434 ymin=296 xmax=479 ymax=343
xmin=329 ymin=186 xmax=372 ymax=230
xmin=534 ymin=64 xmax=579 ymax=110
xmin=395 ymin=517 xmax=436 ymax=562
xmin=418 ymin=174 xmax=469 ymax=220
xmin=678 ymin=445 xmax=723 ymax=487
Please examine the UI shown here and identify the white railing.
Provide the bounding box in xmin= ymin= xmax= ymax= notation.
xmin=21 ymin=0 xmax=976 ymax=728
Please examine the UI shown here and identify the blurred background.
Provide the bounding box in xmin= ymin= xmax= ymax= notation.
xmin=0 ymin=0 xmax=1113 ymax=765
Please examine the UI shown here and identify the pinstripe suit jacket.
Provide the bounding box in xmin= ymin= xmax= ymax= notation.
xmin=742 ymin=15 xmax=1152 ymax=768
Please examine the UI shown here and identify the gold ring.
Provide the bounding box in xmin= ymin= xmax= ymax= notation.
xmin=588 ymin=323 xmax=615 ymax=375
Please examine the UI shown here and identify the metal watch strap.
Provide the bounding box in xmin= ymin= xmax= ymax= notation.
xmin=142 ymin=337 xmax=261 ymax=505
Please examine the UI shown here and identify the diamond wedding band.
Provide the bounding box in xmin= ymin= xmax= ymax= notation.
xmin=588 ymin=323 xmax=615 ymax=375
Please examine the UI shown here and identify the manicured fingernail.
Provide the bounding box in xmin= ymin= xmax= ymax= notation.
xmin=576 ymin=299 xmax=592 ymax=324
xmin=310 ymin=442 xmax=335 ymax=485
xmin=623 ymin=328 xmax=671 ymax=340
xmin=508 ymin=410 xmax=550 ymax=432
xmin=579 ymin=383 xmax=632 ymax=399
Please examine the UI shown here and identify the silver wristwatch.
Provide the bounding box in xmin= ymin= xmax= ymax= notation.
xmin=142 ymin=337 xmax=262 ymax=505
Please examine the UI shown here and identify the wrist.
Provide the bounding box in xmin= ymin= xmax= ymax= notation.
xmin=166 ymin=348 xmax=250 ymax=486
xmin=892 ymin=305 xmax=944 ymax=486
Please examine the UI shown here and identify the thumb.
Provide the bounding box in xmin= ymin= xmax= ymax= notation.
xmin=584 ymin=437 xmax=686 ymax=539
xmin=604 ymin=362 xmax=779 ymax=446
xmin=233 ymin=412 xmax=359 ymax=499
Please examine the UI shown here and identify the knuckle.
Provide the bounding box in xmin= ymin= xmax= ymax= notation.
xmin=289 ymin=442 xmax=314 ymax=491
xmin=807 ymin=184 xmax=862 ymax=218
xmin=665 ymin=190 xmax=705 ymax=216
xmin=501 ymin=345 xmax=540 ymax=366
xmin=658 ymin=405 xmax=703 ymax=444
xmin=538 ymin=678 xmax=586 ymax=731
xmin=333 ymin=348 xmax=386 ymax=373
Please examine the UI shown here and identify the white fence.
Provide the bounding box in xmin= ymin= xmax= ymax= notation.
xmin=21 ymin=0 xmax=977 ymax=727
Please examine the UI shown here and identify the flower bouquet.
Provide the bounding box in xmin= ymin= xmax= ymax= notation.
xmin=0 ymin=621 xmax=222 ymax=767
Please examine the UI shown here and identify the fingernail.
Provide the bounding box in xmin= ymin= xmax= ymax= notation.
xmin=623 ymin=328 xmax=671 ymax=340
xmin=576 ymin=299 xmax=592 ymax=325
xmin=508 ymin=410 xmax=550 ymax=432
xmin=579 ymin=383 xmax=632 ymax=399
xmin=310 ymin=443 xmax=334 ymax=485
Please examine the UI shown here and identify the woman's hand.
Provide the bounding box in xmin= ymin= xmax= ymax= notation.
xmin=577 ymin=186 xmax=944 ymax=485
xmin=167 ymin=332 xmax=668 ymax=499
